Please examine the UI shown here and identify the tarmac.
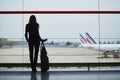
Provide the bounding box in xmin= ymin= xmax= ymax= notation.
xmin=0 ymin=47 xmax=120 ymax=63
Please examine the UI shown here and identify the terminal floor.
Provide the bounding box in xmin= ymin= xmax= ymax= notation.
xmin=0 ymin=70 xmax=120 ymax=80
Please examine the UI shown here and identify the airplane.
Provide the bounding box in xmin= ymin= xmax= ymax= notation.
xmin=79 ymin=32 xmax=120 ymax=58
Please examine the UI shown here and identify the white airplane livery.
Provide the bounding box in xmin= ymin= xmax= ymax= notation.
xmin=79 ymin=32 xmax=120 ymax=53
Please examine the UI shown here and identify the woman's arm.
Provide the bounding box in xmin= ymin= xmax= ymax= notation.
xmin=25 ymin=25 xmax=29 ymax=42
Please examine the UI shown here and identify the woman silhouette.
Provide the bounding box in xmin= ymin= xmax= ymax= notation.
xmin=25 ymin=15 xmax=47 ymax=72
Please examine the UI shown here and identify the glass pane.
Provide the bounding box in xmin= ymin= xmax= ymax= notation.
xmin=100 ymin=0 xmax=120 ymax=11
xmin=0 ymin=39 xmax=24 ymax=63
xmin=0 ymin=15 xmax=23 ymax=38
xmin=22 ymin=14 xmax=100 ymax=71
xmin=24 ymin=14 xmax=99 ymax=39
xmin=0 ymin=0 xmax=22 ymax=11
xmin=24 ymin=0 xmax=98 ymax=11
xmin=100 ymin=14 xmax=120 ymax=39
xmin=100 ymin=14 xmax=120 ymax=71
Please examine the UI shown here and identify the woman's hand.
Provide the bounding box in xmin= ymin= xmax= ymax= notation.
xmin=42 ymin=39 xmax=47 ymax=42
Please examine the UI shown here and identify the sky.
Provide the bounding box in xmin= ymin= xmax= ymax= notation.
xmin=0 ymin=0 xmax=120 ymax=42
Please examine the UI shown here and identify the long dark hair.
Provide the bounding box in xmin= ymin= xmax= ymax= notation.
xmin=29 ymin=15 xmax=37 ymax=24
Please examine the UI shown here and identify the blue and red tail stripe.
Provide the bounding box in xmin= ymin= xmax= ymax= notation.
xmin=85 ymin=32 xmax=96 ymax=44
xmin=79 ymin=34 xmax=87 ymax=44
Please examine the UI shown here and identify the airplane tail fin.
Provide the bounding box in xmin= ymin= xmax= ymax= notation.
xmin=79 ymin=34 xmax=87 ymax=45
xmin=85 ymin=32 xmax=96 ymax=44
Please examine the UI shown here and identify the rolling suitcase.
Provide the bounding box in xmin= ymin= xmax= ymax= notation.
xmin=40 ymin=42 xmax=49 ymax=72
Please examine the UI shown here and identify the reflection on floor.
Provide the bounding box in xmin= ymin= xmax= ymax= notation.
xmin=0 ymin=71 xmax=120 ymax=80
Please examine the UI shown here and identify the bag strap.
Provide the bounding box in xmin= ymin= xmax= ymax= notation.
xmin=40 ymin=41 xmax=45 ymax=48
xmin=42 ymin=42 xmax=45 ymax=46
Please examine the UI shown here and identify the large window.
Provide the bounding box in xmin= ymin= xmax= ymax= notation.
xmin=0 ymin=0 xmax=120 ymax=71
